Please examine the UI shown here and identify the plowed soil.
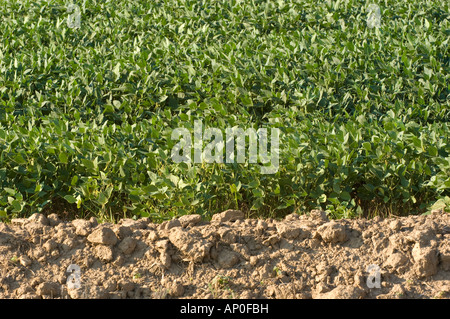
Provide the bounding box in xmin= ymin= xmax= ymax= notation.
xmin=0 ymin=210 xmax=449 ymax=299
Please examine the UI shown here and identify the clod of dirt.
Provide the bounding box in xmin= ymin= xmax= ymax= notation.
xmin=384 ymin=252 xmax=409 ymax=274
xmin=147 ymin=230 xmax=159 ymax=242
xmin=276 ymin=223 xmax=300 ymax=239
xmin=87 ymin=227 xmax=118 ymax=246
xmin=230 ymin=243 xmax=250 ymax=260
xmin=155 ymin=239 xmax=170 ymax=251
xmin=46 ymin=213 xmax=61 ymax=227
xmin=118 ymin=280 xmax=135 ymax=293
xmin=249 ymin=255 xmax=259 ymax=266
xmin=166 ymin=279 xmax=184 ymax=297
xmin=276 ymin=223 xmax=307 ymax=240
xmin=315 ymin=221 xmax=348 ymax=243
xmin=154 ymin=239 xmax=172 ymax=268
xmin=36 ymin=282 xmax=61 ymax=297
xmin=284 ymin=213 xmax=300 ymax=221
xmin=72 ymin=219 xmax=92 ymax=236
xmin=120 ymin=218 xmax=147 ymax=230
xmin=168 ymin=228 xmax=213 ymax=262
xmin=308 ymin=209 xmax=329 ymax=223
xmin=218 ymin=228 xmax=237 ymax=244
xmin=43 ymin=239 xmax=57 ymax=253
xmin=160 ymin=251 xmax=172 ymax=269
xmin=159 ymin=219 xmax=182 ymax=231
xmin=389 ymin=219 xmax=402 ymax=231
xmin=211 ymin=209 xmax=244 ymax=223
xmin=262 ymin=234 xmax=280 ymax=246
xmin=178 ymin=214 xmax=202 ymax=228
xmin=28 ymin=213 xmax=49 ymax=226
xmin=25 ymin=222 xmax=45 ymax=236
xmin=408 ymin=228 xmax=437 ymax=246
xmin=118 ymin=237 xmax=137 ymax=255
xmin=94 ymin=245 xmax=114 ymax=262
xmin=217 ymin=249 xmax=240 ymax=268
xmin=411 ymin=244 xmax=439 ymax=278
xmin=114 ymin=225 xmax=133 ymax=240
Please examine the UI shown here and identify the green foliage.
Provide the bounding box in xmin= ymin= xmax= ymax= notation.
xmin=0 ymin=0 xmax=448 ymax=221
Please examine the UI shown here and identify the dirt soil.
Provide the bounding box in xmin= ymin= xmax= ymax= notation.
xmin=0 ymin=209 xmax=449 ymax=299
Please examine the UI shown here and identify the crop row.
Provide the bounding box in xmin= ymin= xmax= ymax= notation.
xmin=0 ymin=0 xmax=448 ymax=220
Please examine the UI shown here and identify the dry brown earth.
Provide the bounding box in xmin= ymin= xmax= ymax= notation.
xmin=0 ymin=209 xmax=448 ymax=299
